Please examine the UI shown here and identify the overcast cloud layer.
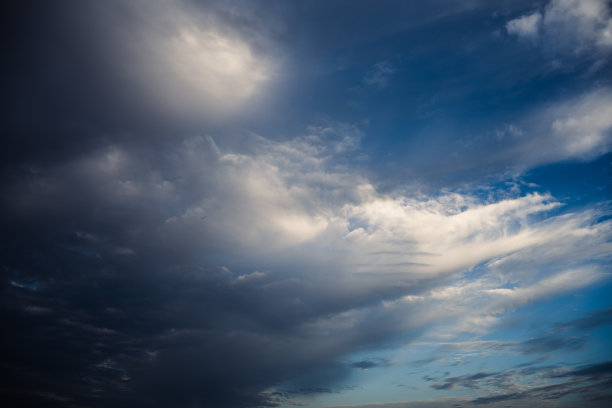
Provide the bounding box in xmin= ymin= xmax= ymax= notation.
xmin=2 ymin=1 xmax=612 ymax=407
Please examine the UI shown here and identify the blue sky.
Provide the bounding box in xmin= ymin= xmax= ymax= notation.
xmin=1 ymin=1 xmax=611 ymax=407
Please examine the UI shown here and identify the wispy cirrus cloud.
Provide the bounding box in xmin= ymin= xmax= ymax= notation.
xmin=361 ymin=61 xmax=396 ymax=89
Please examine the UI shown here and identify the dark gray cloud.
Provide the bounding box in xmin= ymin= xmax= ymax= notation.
xmin=430 ymin=372 xmax=499 ymax=391
xmin=351 ymin=358 xmax=389 ymax=370
xmin=0 ymin=132 xmax=434 ymax=407
xmin=517 ymin=334 xmax=588 ymax=354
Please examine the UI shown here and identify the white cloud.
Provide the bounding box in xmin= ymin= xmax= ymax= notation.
xmin=506 ymin=0 xmax=612 ymax=57
xmin=550 ymin=92 xmax=612 ymax=158
xmin=343 ymin=192 xmax=568 ymax=280
xmin=525 ymin=88 xmax=612 ymax=163
xmin=506 ymin=12 xmax=542 ymax=37
xmin=475 ymin=87 xmax=612 ymax=171
xmin=153 ymin=23 xmax=270 ymax=115
xmin=106 ymin=0 xmax=273 ymax=121
xmin=389 ymin=210 xmax=612 ymax=335
xmin=490 ymin=266 xmax=606 ymax=311
xmin=147 ymin=125 xmax=611 ymax=344
xmin=86 ymin=123 xmax=608 ymax=308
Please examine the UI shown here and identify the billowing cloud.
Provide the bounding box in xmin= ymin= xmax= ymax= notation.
xmin=2 ymin=121 xmax=610 ymax=406
xmin=108 ymin=0 xmax=273 ymax=121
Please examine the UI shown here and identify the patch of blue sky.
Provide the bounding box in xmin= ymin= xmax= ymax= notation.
xmin=524 ymin=152 xmax=612 ymax=209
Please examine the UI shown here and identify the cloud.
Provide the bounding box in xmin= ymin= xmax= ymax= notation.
xmin=554 ymin=307 xmax=612 ymax=331
xmin=352 ymin=358 xmax=389 ymax=370
xmin=547 ymin=90 xmax=612 ymax=159
xmin=320 ymin=401 xmax=472 ymax=408
xmin=2 ymin=119 xmax=611 ymax=406
xmin=506 ymin=11 xmax=542 ymax=37
xmin=423 ymin=361 xmax=612 ymax=406
xmin=361 ymin=61 xmax=396 ymax=89
xmin=517 ymin=334 xmax=587 ymax=355
xmin=0 ymin=0 xmax=282 ymax=176
xmin=506 ymin=0 xmax=612 ymax=59
xmin=3 ymin=2 xmax=611 ymax=407
xmin=468 ymin=361 xmax=612 ymax=405
xmin=431 ymin=371 xmax=498 ymax=390
xmin=455 ymin=87 xmax=612 ymax=175
xmin=419 ymin=312 xmax=602 ymax=361
xmin=109 ymin=0 xmax=273 ymax=121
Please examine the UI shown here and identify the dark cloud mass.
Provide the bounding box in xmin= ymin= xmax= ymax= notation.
xmin=2 ymin=1 xmax=612 ymax=407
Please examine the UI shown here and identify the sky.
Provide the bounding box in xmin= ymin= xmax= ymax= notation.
xmin=1 ymin=0 xmax=612 ymax=407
